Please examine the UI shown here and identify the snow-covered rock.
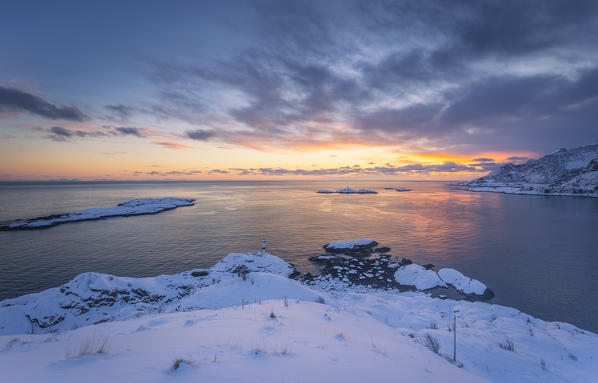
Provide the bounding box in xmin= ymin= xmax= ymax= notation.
xmin=396 ymin=187 xmax=411 ymax=191
xmin=438 ymin=268 xmax=487 ymax=295
xmin=394 ymin=264 xmax=446 ymax=290
xmin=325 ymin=239 xmax=375 ymax=250
xmin=317 ymin=189 xmax=335 ymax=193
xmin=1 ymin=197 xmax=195 ymax=230
xmin=322 ymin=239 xmax=378 ymax=256
xmin=463 ymin=144 xmax=598 ymax=197
xmin=394 ymin=265 xmax=489 ymax=295
xmin=209 ymin=251 xmax=294 ymax=277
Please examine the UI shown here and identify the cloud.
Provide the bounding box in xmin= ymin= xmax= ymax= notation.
xmin=0 ymin=86 xmax=86 ymax=121
xmin=132 ymin=170 xmax=202 ymax=176
xmin=155 ymin=141 xmax=190 ymax=150
xmin=225 ymin=161 xmax=490 ymax=177
xmin=141 ymin=1 xmax=598 ymax=154
xmin=113 ymin=126 xmax=144 ymax=137
xmin=472 ymin=158 xmax=494 ymax=162
xmin=50 ymin=126 xmax=74 ymax=137
xmin=11 ymin=1 xmax=598 ymax=157
xmin=352 ymin=66 xmax=598 ymax=152
xmin=105 ymin=104 xmax=134 ymax=121
xmin=208 ymin=169 xmax=229 ymax=174
xmin=507 ymin=156 xmax=529 ymax=161
xmin=36 ymin=126 xmax=104 ymax=142
xmin=33 ymin=125 xmax=150 ymax=142
xmin=185 ymin=129 xmax=214 ymax=141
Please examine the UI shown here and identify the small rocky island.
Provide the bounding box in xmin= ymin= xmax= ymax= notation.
xmin=0 ymin=197 xmax=195 ymax=230
xmin=462 ymin=144 xmax=598 ymax=197
xmin=317 ymin=187 xmax=377 ymax=194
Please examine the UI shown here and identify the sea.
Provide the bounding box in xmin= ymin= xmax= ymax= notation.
xmin=1 ymin=180 xmax=597 ymax=332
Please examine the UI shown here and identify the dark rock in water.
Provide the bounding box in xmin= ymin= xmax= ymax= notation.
xmin=191 ymin=271 xmax=209 ymax=277
xmin=323 ymin=240 xmax=378 ymax=257
xmin=478 ymin=288 xmax=495 ymax=300
xmin=288 ymin=270 xmax=301 ymax=279
xmin=374 ymin=247 xmax=391 ymax=253
xmin=401 ymin=258 xmax=413 ymax=265
xmin=423 ymin=264 xmax=435 ymax=270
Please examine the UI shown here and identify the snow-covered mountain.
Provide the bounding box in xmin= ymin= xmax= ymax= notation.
xmin=463 ymin=144 xmax=598 ymax=197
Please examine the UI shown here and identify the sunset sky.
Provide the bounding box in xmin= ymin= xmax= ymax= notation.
xmin=1 ymin=0 xmax=597 ymax=180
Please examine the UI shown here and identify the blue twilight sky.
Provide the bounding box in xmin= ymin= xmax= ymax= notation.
xmin=1 ymin=0 xmax=598 ymax=180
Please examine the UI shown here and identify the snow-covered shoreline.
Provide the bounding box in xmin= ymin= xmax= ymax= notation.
xmin=0 ymin=197 xmax=195 ymax=231
xmin=462 ymin=184 xmax=598 ymax=198
xmin=1 ymin=245 xmax=596 ymax=382
xmin=461 ymin=144 xmax=598 ymax=198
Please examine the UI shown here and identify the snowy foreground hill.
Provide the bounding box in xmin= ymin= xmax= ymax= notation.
xmin=462 ymin=144 xmax=598 ymax=197
xmin=1 ymin=251 xmax=597 ymax=382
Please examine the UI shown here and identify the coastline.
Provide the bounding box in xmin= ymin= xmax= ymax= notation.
xmin=1 ymin=246 xmax=596 ymax=383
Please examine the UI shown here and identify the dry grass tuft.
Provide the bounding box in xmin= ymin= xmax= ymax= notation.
xmin=65 ymin=335 xmax=110 ymax=359
xmin=498 ymin=339 xmax=515 ymax=352
xmin=424 ymin=333 xmax=440 ymax=354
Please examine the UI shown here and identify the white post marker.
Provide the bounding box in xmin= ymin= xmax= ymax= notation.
xmin=261 ymin=239 xmax=267 ymax=256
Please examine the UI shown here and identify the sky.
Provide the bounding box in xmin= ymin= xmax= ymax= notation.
xmin=1 ymin=0 xmax=597 ymax=181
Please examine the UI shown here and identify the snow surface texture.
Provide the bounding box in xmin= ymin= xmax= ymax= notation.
xmin=1 ymin=198 xmax=195 ymax=230
xmin=317 ymin=187 xmax=378 ymax=194
xmin=463 ymin=144 xmax=598 ymax=197
xmin=0 ymin=302 xmax=487 ymax=383
xmin=1 ymin=250 xmax=597 ymax=382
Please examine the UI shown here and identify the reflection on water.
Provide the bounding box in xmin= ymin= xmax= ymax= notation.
xmin=1 ymin=181 xmax=597 ymax=332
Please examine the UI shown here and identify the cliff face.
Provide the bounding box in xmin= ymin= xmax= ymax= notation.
xmin=464 ymin=144 xmax=598 ymax=196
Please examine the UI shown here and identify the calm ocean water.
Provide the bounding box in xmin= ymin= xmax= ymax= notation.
xmin=1 ymin=180 xmax=597 ymax=332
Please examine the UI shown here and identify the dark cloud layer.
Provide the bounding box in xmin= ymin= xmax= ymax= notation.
xmin=113 ymin=126 xmax=144 ymax=137
xmin=185 ymin=129 xmax=214 ymax=141
xmin=0 ymin=86 xmax=86 ymax=121
xmin=104 ymin=104 xmax=134 ymax=121
xmin=5 ymin=0 xmax=598 ymax=157
xmin=137 ymin=160 xmax=502 ymax=178
xmin=34 ymin=125 xmax=146 ymax=142
xmin=143 ymin=0 xmax=598 ymax=154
